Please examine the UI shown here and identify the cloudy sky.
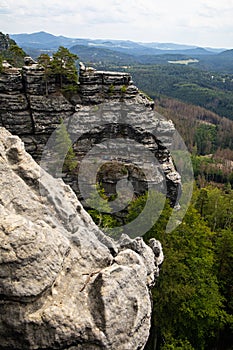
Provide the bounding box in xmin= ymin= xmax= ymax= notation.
xmin=1 ymin=0 xmax=233 ymax=48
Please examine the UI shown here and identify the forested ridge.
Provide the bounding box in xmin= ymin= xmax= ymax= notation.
xmin=125 ymin=64 xmax=233 ymax=121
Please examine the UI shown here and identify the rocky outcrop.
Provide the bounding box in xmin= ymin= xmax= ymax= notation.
xmin=0 ymin=32 xmax=11 ymax=51
xmin=0 ymin=60 xmax=75 ymax=159
xmin=0 ymin=58 xmax=181 ymax=207
xmin=0 ymin=127 xmax=163 ymax=349
xmin=79 ymin=62 xmax=139 ymax=104
xmin=64 ymin=100 xmax=181 ymax=208
xmin=0 ymin=60 xmax=144 ymax=160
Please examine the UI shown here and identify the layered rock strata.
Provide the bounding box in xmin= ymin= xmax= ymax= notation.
xmin=0 ymin=59 xmax=74 ymax=159
xmin=79 ymin=62 xmax=139 ymax=104
xmin=0 ymin=58 xmax=181 ymax=206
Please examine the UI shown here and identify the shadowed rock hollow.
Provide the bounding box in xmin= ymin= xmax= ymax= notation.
xmin=0 ymin=127 xmax=163 ymax=349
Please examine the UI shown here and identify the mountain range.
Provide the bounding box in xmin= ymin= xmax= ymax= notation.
xmin=9 ymin=31 xmax=233 ymax=73
xmin=10 ymin=31 xmax=225 ymax=55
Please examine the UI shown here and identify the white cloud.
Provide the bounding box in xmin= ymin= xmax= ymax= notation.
xmin=0 ymin=0 xmax=11 ymax=14
xmin=0 ymin=0 xmax=233 ymax=48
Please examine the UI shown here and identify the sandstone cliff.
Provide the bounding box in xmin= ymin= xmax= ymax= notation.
xmin=0 ymin=58 xmax=153 ymax=161
xmin=0 ymin=59 xmax=181 ymax=208
xmin=0 ymin=126 xmax=163 ymax=349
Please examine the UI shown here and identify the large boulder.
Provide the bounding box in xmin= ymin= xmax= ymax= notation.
xmin=0 ymin=127 xmax=163 ymax=349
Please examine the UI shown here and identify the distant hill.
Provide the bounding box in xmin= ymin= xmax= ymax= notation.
xmin=10 ymin=31 xmax=78 ymax=50
xmin=10 ymin=31 xmax=225 ymax=56
xmin=197 ymin=49 xmax=233 ymax=73
xmin=70 ymin=44 xmax=137 ymax=65
xmin=10 ymin=31 xmax=233 ymax=72
xmin=218 ymin=49 xmax=233 ymax=57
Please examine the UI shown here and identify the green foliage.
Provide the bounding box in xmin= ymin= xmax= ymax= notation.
xmin=126 ymin=191 xmax=170 ymax=240
xmin=108 ymin=83 xmax=115 ymax=94
xmin=153 ymin=96 xmax=233 ymax=155
xmin=86 ymin=185 xmax=120 ymax=236
xmin=37 ymin=48 xmax=79 ymax=98
xmin=8 ymin=44 xmax=26 ymax=66
xmin=54 ymin=120 xmax=78 ymax=172
xmin=38 ymin=53 xmax=52 ymax=96
xmin=38 ymin=53 xmax=51 ymax=68
xmin=61 ymin=83 xmax=79 ymax=99
xmin=123 ymin=186 xmax=233 ymax=350
xmin=0 ymin=55 xmax=3 ymax=73
xmin=191 ymin=155 xmax=232 ymax=186
xmin=120 ymin=85 xmax=127 ymax=93
xmin=51 ymin=46 xmax=78 ymax=88
xmin=125 ymin=64 xmax=233 ymax=121
xmin=0 ymin=32 xmax=26 ymax=67
xmin=215 ymin=228 xmax=233 ymax=313
xmin=195 ymin=124 xmax=217 ymax=155
xmin=150 ymin=205 xmax=226 ymax=349
xmin=161 ymin=337 xmax=194 ymax=350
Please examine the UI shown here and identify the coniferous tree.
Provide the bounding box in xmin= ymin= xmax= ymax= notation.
xmin=51 ymin=46 xmax=78 ymax=89
xmin=38 ymin=53 xmax=51 ymax=96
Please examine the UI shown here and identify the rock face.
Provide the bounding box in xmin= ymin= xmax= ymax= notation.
xmin=0 ymin=127 xmax=163 ymax=349
xmin=66 ymin=100 xmax=180 ymax=207
xmin=0 ymin=59 xmax=181 ymax=206
xmin=0 ymin=60 xmax=152 ymax=161
xmin=0 ymin=60 xmax=74 ymax=160
xmin=79 ymin=62 xmax=139 ymax=104
xmin=0 ymin=32 xmax=11 ymax=51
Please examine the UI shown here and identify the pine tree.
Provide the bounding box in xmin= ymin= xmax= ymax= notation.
xmin=38 ymin=53 xmax=51 ymax=96
xmin=51 ymin=46 xmax=78 ymax=89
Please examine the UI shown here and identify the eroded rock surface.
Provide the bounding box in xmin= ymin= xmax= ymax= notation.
xmin=0 ymin=127 xmax=163 ymax=350
xmin=0 ymin=59 xmax=181 ymax=207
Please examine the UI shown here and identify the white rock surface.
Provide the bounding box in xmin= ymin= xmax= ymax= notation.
xmin=0 ymin=127 xmax=163 ymax=349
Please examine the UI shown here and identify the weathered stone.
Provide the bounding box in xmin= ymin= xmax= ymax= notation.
xmin=0 ymin=32 xmax=11 ymax=51
xmin=0 ymin=93 xmax=28 ymax=110
xmin=0 ymin=69 xmax=23 ymax=93
xmin=65 ymin=100 xmax=180 ymax=206
xmin=24 ymin=56 xmax=37 ymax=66
xmin=79 ymin=62 xmax=139 ymax=104
xmin=0 ymin=59 xmax=181 ymax=209
xmin=0 ymin=127 xmax=162 ymax=349
xmin=28 ymin=94 xmax=74 ymax=133
xmin=29 ymin=95 xmax=75 ymax=112
xmin=22 ymin=63 xmax=56 ymax=95
xmin=0 ymin=110 xmax=33 ymax=134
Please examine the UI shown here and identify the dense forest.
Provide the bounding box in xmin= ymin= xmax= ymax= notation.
xmin=153 ymin=97 xmax=233 ymax=187
xmin=86 ymin=184 xmax=233 ymax=350
xmin=124 ymin=64 xmax=233 ymax=121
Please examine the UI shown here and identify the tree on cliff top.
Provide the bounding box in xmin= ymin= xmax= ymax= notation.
xmin=38 ymin=53 xmax=51 ymax=96
xmin=51 ymin=46 xmax=78 ymax=89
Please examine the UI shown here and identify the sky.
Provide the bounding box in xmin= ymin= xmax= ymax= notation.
xmin=0 ymin=0 xmax=233 ymax=48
